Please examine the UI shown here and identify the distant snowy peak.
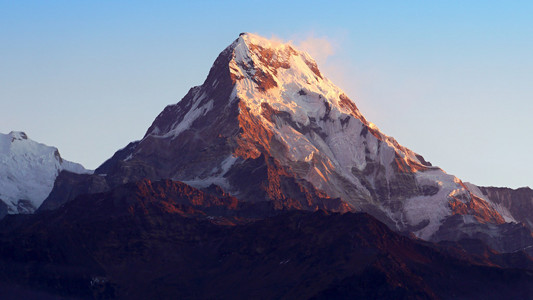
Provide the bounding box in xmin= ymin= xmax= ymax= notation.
xmin=0 ymin=131 xmax=91 ymax=216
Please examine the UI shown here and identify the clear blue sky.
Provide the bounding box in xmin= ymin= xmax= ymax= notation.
xmin=1 ymin=1 xmax=532 ymax=188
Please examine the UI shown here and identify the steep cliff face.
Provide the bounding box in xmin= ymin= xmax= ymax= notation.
xmin=41 ymin=33 xmax=532 ymax=250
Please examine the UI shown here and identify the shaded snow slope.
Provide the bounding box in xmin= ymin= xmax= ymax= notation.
xmin=0 ymin=131 xmax=91 ymax=214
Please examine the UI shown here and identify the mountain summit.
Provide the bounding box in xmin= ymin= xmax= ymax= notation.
xmin=42 ymin=33 xmax=533 ymax=252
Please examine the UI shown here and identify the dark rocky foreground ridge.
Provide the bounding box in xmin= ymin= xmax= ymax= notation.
xmin=1 ymin=179 xmax=533 ymax=299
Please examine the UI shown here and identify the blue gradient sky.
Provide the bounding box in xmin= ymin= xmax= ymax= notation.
xmin=1 ymin=1 xmax=532 ymax=188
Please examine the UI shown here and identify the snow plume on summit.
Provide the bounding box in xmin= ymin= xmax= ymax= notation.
xmin=295 ymin=34 xmax=336 ymax=65
xmin=0 ymin=131 xmax=91 ymax=216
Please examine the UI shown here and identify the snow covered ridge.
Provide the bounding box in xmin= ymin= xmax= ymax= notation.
xmin=0 ymin=131 xmax=91 ymax=216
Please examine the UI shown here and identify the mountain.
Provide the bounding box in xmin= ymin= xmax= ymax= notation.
xmin=40 ymin=33 xmax=533 ymax=253
xmin=1 ymin=179 xmax=532 ymax=299
xmin=0 ymin=131 xmax=91 ymax=217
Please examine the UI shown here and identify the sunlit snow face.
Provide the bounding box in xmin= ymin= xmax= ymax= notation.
xmin=230 ymin=33 xmax=358 ymax=127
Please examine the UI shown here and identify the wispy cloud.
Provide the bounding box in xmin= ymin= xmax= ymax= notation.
xmin=291 ymin=32 xmax=356 ymax=96
xmin=261 ymin=32 xmax=339 ymax=65
xmin=292 ymin=32 xmax=376 ymax=120
xmin=294 ymin=33 xmax=337 ymax=65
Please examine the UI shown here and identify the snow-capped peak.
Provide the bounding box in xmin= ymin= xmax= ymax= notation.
xmin=227 ymin=34 xmax=510 ymax=238
xmin=228 ymin=34 xmax=428 ymax=172
xmin=230 ymin=33 xmax=368 ymax=123
xmin=0 ymin=131 xmax=92 ymax=215
xmin=117 ymin=33 xmax=512 ymax=242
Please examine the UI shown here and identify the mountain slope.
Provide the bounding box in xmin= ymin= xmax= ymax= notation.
xmin=2 ymin=180 xmax=532 ymax=299
xmin=0 ymin=131 xmax=91 ymax=216
xmin=41 ymin=33 xmax=533 ymax=252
